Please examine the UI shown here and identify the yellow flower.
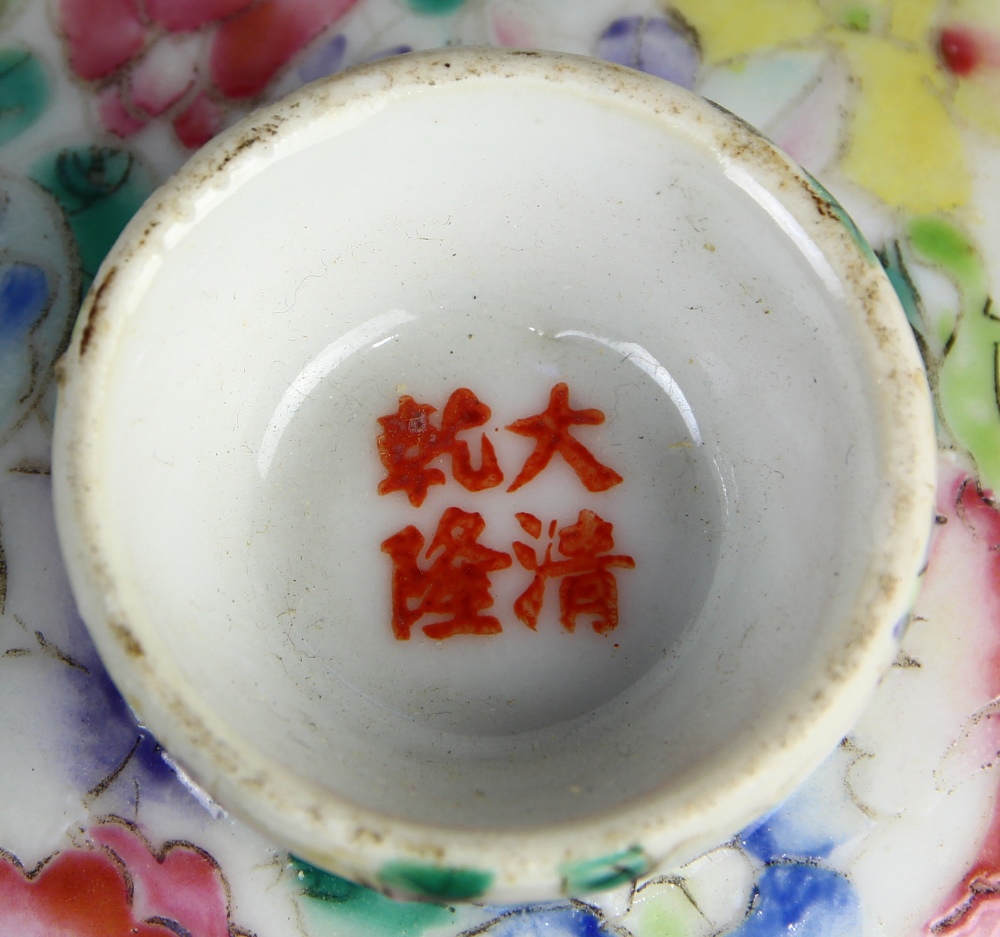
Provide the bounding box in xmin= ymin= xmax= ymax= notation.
xmin=666 ymin=0 xmax=981 ymax=212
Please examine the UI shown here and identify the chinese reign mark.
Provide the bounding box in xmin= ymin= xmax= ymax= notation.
xmin=377 ymin=383 xmax=634 ymax=640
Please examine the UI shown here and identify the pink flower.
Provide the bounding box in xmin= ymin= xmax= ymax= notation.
xmin=60 ymin=0 xmax=146 ymax=81
xmin=0 ymin=817 xmax=248 ymax=937
xmin=145 ymin=0 xmax=257 ymax=34
xmin=57 ymin=0 xmax=361 ymax=148
xmin=920 ymin=470 xmax=1000 ymax=936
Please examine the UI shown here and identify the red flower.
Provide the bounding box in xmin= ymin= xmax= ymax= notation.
xmin=57 ymin=0 xmax=361 ymax=148
xmin=210 ymin=0 xmax=360 ymax=99
xmin=0 ymin=817 xmax=249 ymax=937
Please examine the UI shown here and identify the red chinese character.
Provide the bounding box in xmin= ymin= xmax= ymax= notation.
xmin=512 ymin=510 xmax=635 ymax=634
xmin=506 ymin=383 xmax=623 ymax=492
xmin=381 ymin=506 xmax=512 ymax=640
xmin=376 ymin=388 xmax=504 ymax=506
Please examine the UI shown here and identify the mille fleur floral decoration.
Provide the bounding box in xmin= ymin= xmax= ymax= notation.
xmin=0 ymin=0 xmax=999 ymax=935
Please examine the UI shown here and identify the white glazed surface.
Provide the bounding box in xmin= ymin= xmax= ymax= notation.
xmin=51 ymin=49 xmax=935 ymax=900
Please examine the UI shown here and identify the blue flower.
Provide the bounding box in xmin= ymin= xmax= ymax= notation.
xmin=0 ymin=261 xmax=48 ymax=341
xmin=0 ymin=260 xmax=51 ymax=438
xmin=729 ymin=864 xmax=860 ymax=937
xmin=478 ymin=904 xmax=617 ymax=937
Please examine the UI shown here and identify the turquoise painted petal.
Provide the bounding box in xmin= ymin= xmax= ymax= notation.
xmin=803 ymin=170 xmax=878 ymax=264
xmin=699 ymin=49 xmax=828 ymax=130
xmin=0 ymin=47 xmax=48 ymax=146
xmin=878 ymin=241 xmax=925 ymax=336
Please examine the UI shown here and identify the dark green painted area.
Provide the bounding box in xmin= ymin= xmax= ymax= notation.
xmin=379 ymin=859 xmax=493 ymax=901
xmin=561 ymin=845 xmax=650 ymax=894
xmin=292 ymin=857 xmax=458 ymax=936
xmin=29 ymin=146 xmax=155 ymax=291
xmin=406 ymin=0 xmax=467 ymax=15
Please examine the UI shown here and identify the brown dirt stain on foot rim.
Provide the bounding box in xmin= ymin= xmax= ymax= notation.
xmin=878 ymin=572 xmax=901 ymax=601
xmin=214 ymin=120 xmax=283 ymax=175
xmin=161 ymin=689 xmax=242 ymax=776
xmin=79 ymin=264 xmax=118 ymax=357
xmin=350 ymin=826 xmax=385 ymax=846
xmin=705 ymin=97 xmax=764 ymax=138
xmin=109 ymin=619 xmax=145 ymax=659
xmin=801 ymin=180 xmax=840 ymax=223
xmin=135 ymin=218 xmax=161 ymax=252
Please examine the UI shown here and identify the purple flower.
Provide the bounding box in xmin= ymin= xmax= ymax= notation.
xmin=596 ymin=15 xmax=700 ymax=89
xmin=298 ymin=32 xmax=347 ymax=82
